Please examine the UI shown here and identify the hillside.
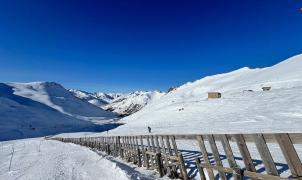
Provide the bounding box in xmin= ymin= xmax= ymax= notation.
xmin=105 ymin=54 xmax=302 ymax=135
xmin=104 ymin=91 xmax=165 ymax=116
xmin=0 ymin=82 xmax=119 ymax=141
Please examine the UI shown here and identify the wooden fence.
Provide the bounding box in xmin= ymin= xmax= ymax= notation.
xmin=52 ymin=133 xmax=302 ymax=180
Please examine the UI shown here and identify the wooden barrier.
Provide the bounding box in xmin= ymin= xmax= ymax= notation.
xmin=51 ymin=133 xmax=302 ymax=180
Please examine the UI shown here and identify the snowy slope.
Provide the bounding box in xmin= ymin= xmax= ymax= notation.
xmin=105 ymin=54 xmax=302 ymax=135
xmin=8 ymin=82 xmax=117 ymax=119
xmin=69 ymin=89 xmax=120 ymax=108
xmin=104 ymin=91 xmax=165 ymax=116
xmin=0 ymin=138 xmax=130 ymax=180
xmin=0 ymin=82 xmax=119 ymax=141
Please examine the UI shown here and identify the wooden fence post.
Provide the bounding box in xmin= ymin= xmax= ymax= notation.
xmin=137 ymin=148 xmax=142 ymax=167
xmin=196 ymin=135 xmax=215 ymax=180
xmin=140 ymin=136 xmax=148 ymax=168
xmin=195 ymin=158 xmax=206 ymax=180
xmin=207 ymin=134 xmax=227 ymax=180
xmin=252 ymin=134 xmax=279 ymax=176
xmin=178 ymin=152 xmax=189 ymax=180
xmin=155 ymin=153 xmax=164 ymax=177
xmin=275 ymin=133 xmax=302 ymax=179
xmin=220 ymin=134 xmax=242 ymax=180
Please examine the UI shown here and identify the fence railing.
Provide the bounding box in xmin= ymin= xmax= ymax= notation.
xmin=51 ymin=133 xmax=302 ymax=180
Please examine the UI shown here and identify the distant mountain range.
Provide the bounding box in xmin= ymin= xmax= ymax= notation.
xmin=69 ymin=89 xmax=165 ymax=116
xmin=69 ymin=89 xmax=122 ymax=108
xmin=103 ymin=91 xmax=165 ymax=116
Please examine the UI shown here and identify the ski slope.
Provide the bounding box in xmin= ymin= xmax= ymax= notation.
xmin=0 ymin=138 xmax=130 ymax=180
xmin=105 ymin=54 xmax=302 ymax=136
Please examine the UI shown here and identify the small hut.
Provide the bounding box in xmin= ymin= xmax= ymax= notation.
xmin=262 ymin=87 xmax=271 ymax=91
xmin=208 ymin=92 xmax=222 ymax=99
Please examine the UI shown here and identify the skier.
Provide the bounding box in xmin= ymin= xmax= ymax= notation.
xmin=148 ymin=126 xmax=151 ymax=133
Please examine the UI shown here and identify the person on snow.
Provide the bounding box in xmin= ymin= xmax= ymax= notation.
xmin=148 ymin=126 xmax=151 ymax=133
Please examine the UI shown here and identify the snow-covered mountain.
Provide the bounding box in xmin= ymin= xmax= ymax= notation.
xmin=0 ymin=82 xmax=119 ymax=141
xmin=104 ymin=91 xmax=165 ymax=116
xmin=105 ymin=54 xmax=302 ymax=135
xmin=70 ymin=89 xmax=165 ymax=117
xmin=69 ymin=89 xmax=121 ymax=108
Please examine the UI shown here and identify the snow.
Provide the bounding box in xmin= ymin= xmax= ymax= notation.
xmin=8 ymin=82 xmax=117 ymax=118
xmin=69 ymin=89 xmax=121 ymax=108
xmin=0 ymin=138 xmax=130 ymax=180
xmin=104 ymin=91 xmax=165 ymax=116
xmin=69 ymin=89 xmax=165 ymax=117
xmin=0 ymin=82 xmax=119 ymax=141
xmin=103 ymin=54 xmax=302 ymax=136
xmin=53 ymin=54 xmax=302 ymax=179
xmin=1 ymin=54 xmax=302 ymax=179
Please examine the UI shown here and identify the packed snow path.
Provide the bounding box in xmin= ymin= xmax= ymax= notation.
xmin=0 ymin=138 xmax=130 ymax=180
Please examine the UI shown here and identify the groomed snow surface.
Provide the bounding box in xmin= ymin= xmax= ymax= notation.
xmin=0 ymin=138 xmax=151 ymax=180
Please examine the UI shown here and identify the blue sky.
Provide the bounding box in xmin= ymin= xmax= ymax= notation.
xmin=0 ymin=0 xmax=302 ymax=92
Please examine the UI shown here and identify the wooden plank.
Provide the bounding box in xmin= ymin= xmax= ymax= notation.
xmin=159 ymin=135 xmax=170 ymax=175
xmin=146 ymin=136 xmax=155 ymax=168
xmin=137 ymin=148 xmax=142 ymax=167
xmin=150 ymin=136 xmax=156 ymax=153
xmin=196 ymin=158 xmax=206 ymax=180
xmin=135 ymin=136 xmax=139 ymax=150
xmin=155 ymin=153 xmax=165 ymax=177
xmin=165 ymin=136 xmax=173 ymax=155
xmin=220 ymin=134 xmax=242 ymax=180
xmin=155 ymin=135 xmax=161 ymax=153
xmin=252 ymin=134 xmax=279 ymax=176
xmin=207 ymin=134 xmax=227 ymax=180
xmin=140 ymin=136 xmax=148 ymax=168
xmin=234 ymin=134 xmax=257 ymax=173
xmin=135 ymin=136 xmax=140 ymax=164
xmin=146 ymin=136 xmax=152 ymax=151
xmin=145 ymin=150 xmax=158 ymax=156
xmin=130 ymin=136 xmax=136 ymax=162
xmin=123 ymin=133 xmax=302 ymax=144
xmin=196 ymin=135 xmax=215 ymax=180
xmin=200 ymin=163 xmax=234 ymax=174
xmin=117 ymin=136 xmax=121 ymax=157
xmin=178 ymin=153 xmax=189 ymax=180
xmin=150 ymin=136 xmax=157 ymax=168
xmin=244 ymin=170 xmax=289 ymax=180
xmin=120 ymin=137 xmax=124 ymax=158
xmin=126 ymin=137 xmax=131 ymax=160
xmin=170 ymin=135 xmax=186 ymax=179
xmin=170 ymin=136 xmax=179 ymax=156
xmin=275 ymin=133 xmax=302 ymax=179
xmin=165 ymin=135 xmax=178 ymax=177
xmin=200 ymin=164 xmax=289 ymax=180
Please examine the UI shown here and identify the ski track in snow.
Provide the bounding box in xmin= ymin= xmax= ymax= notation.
xmin=0 ymin=138 xmax=130 ymax=180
